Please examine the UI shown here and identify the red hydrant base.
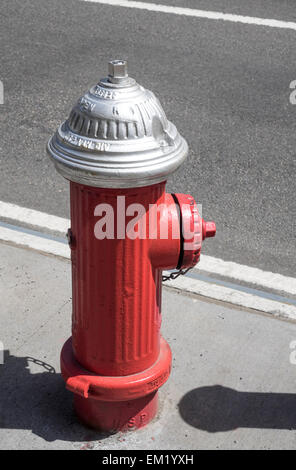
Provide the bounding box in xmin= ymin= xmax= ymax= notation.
xmin=74 ymin=391 xmax=158 ymax=432
xmin=61 ymin=336 xmax=171 ymax=431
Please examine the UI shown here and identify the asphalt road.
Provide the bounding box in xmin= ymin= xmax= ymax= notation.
xmin=0 ymin=0 xmax=295 ymax=276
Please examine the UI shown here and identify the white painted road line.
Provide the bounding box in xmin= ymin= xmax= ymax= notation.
xmin=169 ymin=275 xmax=296 ymax=322
xmin=1 ymin=224 xmax=295 ymax=321
xmin=0 ymin=226 xmax=70 ymax=259
xmin=82 ymin=0 xmax=296 ymax=32
xmin=0 ymin=200 xmax=295 ymax=295
xmin=197 ymin=255 xmax=296 ymax=296
xmin=0 ymin=201 xmax=69 ymax=234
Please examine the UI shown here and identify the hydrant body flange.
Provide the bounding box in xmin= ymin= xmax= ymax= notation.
xmin=47 ymin=61 xmax=216 ymax=431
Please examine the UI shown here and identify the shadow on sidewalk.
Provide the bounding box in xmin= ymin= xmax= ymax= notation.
xmin=178 ymin=385 xmax=296 ymax=432
xmin=0 ymin=350 xmax=113 ymax=444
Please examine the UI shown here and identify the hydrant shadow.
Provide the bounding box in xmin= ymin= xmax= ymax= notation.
xmin=178 ymin=385 xmax=296 ymax=433
xmin=0 ymin=351 xmax=114 ymax=444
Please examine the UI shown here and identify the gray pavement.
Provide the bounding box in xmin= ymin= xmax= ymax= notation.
xmin=1 ymin=242 xmax=296 ymax=450
xmin=0 ymin=0 xmax=296 ymax=277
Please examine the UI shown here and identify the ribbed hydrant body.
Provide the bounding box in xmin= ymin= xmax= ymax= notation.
xmin=47 ymin=60 xmax=216 ymax=431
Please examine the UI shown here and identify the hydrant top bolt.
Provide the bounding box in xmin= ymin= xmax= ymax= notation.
xmin=108 ymin=59 xmax=128 ymax=84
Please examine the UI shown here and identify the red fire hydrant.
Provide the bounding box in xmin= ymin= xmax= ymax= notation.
xmin=47 ymin=60 xmax=216 ymax=431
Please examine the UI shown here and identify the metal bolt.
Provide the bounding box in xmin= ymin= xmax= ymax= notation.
xmin=108 ymin=60 xmax=128 ymax=84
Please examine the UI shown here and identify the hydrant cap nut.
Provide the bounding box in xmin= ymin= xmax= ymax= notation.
xmin=47 ymin=60 xmax=188 ymax=188
xmin=108 ymin=60 xmax=128 ymax=82
xmin=202 ymin=220 xmax=216 ymax=240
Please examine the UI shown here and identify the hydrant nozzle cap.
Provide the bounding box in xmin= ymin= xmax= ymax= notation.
xmin=47 ymin=59 xmax=188 ymax=188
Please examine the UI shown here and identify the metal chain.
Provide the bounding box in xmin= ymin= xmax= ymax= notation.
xmin=162 ymin=267 xmax=192 ymax=282
xmin=26 ymin=357 xmax=56 ymax=374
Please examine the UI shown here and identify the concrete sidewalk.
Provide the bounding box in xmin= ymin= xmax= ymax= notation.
xmin=0 ymin=242 xmax=296 ymax=450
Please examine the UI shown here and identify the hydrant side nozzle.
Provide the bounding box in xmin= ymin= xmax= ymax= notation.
xmin=173 ymin=193 xmax=202 ymax=269
xmin=148 ymin=193 xmax=181 ymax=270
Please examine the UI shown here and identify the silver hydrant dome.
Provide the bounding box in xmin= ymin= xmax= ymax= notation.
xmin=47 ymin=60 xmax=188 ymax=188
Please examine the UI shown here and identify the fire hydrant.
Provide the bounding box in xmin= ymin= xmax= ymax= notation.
xmin=47 ymin=60 xmax=216 ymax=431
